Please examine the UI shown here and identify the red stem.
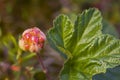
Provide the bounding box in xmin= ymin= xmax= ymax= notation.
xmin=36 ymin=52 xmax=50 ymax=80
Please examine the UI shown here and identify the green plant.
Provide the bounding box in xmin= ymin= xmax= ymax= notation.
xmin=47 ymin=8 xmax=120 ymax=80
xmin=19 ymin=27 xmax=50 ymax=80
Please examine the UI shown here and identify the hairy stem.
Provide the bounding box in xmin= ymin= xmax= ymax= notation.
xmin=36 ymin=52 xmax=50 ymax=80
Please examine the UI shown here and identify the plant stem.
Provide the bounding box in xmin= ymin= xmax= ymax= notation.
xmin=36 ymin=52 xmax=50 ymax=80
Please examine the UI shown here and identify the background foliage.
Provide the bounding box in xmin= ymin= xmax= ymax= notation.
xmin=0 ymin=0 xmax=120 ymax=80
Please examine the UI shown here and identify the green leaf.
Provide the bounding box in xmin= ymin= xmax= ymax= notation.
xmin=47 ymin=8 xmax=120 ymax=80
xmin=47 ymin=14 xmax=74 ymax=58
xmin=1 ymin=34 xmax=18 ymax=62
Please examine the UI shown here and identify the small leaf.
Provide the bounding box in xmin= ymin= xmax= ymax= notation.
xmin=47 ymin=14 xmax=73 ymax=58
xmin=47 ymin=8 xmax=120 ymax=80
xmin=1 ymin=34 xmax=18 ymax=62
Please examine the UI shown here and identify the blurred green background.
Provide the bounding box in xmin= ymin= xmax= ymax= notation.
xmin=0 ymin=0 xmax=120 ymax=80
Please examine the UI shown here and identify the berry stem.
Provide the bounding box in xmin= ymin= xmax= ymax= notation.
xmin=36 ymin=52 xmax=50 ymax=80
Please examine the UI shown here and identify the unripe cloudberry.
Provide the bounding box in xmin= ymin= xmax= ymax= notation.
xmin=19 ymin=27 xmax=46 ymax=52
